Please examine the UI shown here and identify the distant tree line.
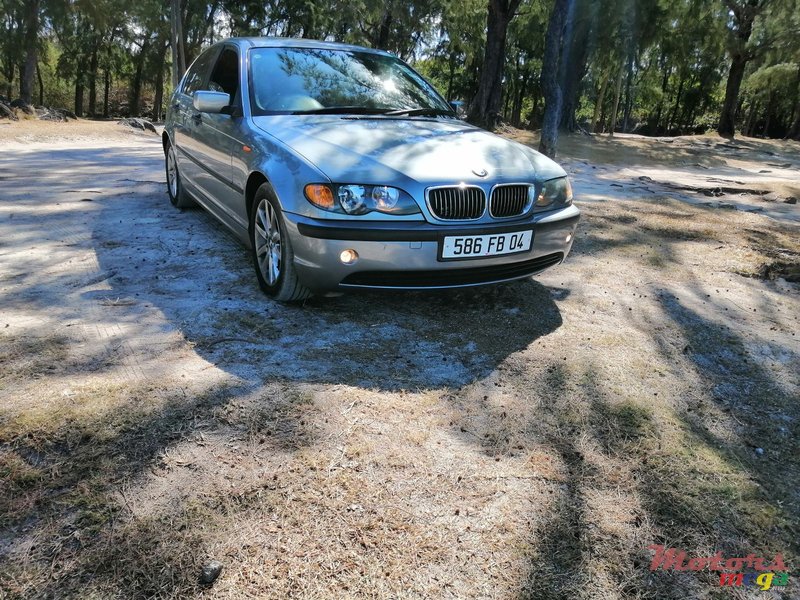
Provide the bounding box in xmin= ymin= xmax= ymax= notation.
xmin=1 ymin=0 xmax=799 ymax=154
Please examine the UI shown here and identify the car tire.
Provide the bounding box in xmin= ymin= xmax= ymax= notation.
xmin=165 ymin=141 xmax=196 ymax=208
xmin=250 ymin=184 xmax=312 ymax=302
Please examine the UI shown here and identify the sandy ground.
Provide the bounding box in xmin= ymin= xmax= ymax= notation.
xmin=507 ymin=128 xmax=800 ymax=223
xmin=0 ymin=120 xmax=798 ymax=599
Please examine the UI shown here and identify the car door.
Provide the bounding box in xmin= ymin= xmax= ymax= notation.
xmin=186 ymin=46 xmax=248 ymax=230
xmin=173 ymin=47 xmax=220 ymax=190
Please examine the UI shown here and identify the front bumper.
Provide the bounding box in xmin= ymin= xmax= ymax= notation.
xmin=283 ymin=205 xmax=580 ymax=290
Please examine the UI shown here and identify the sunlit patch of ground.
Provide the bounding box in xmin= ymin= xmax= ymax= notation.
xmin=0 ymin=120 xmax=798 ymax=599
xmin=507 ymin=127 xmax=800 ymax=223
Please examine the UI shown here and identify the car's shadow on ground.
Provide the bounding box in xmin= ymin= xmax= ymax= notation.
xmin=89 ymin=188 xmax=564 ymax=392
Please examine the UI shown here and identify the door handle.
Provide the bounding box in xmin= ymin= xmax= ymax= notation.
xmin=172 ymin=102 xmax=180 ymax=109
xmin=190 ymin=112 xmax=202 ymax=123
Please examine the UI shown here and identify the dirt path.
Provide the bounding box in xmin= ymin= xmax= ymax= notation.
xmin=1 ymin=122 xmax=798 ymax=599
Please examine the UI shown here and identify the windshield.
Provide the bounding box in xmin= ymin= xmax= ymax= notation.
xmin=248 ymin=47 xmax=453 ymax=116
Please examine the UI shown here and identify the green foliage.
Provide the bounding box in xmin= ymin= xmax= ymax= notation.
xmin=0 ymin=0 xmax=797 ymax=136
xmin=745 ymin=63 xmax=798 ymax=99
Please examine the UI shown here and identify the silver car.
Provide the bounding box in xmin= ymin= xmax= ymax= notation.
xmin=164 ymin=37 xmax=580 ymax=301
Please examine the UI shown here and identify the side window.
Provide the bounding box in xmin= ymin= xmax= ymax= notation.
xmin=208 ymin=48 xmax=240 ymax=101
xmin=181 ymin=49 xmax=217 ymax=96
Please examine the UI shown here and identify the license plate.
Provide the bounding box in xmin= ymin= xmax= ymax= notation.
xmin=440 ymin=230 xmax=533 ymax=260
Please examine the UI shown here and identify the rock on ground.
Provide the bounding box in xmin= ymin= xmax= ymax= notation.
xmin=117 ymin=117 xmax=158 ymax=134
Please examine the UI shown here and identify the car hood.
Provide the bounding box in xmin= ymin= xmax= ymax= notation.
xmin=251 ymin=115 xmax=566 ymax=185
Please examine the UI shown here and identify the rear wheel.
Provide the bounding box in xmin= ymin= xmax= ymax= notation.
xmin=165 ymin=142 xmax=195 ymax=208
xmin=250 ymin=184 xmax=312 ymax=302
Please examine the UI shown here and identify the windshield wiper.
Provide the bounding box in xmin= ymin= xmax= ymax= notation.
xmin=382 ymin=107 xmax=454 ymax=117
xmin=290 ymin=106 xmax=389 ymax=115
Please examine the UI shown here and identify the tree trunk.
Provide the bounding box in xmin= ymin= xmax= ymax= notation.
xmin=375 ymin=5 xmax=393 ymax=49
xmin=74 ymin=77 xmax=84 ymax=116
xmin=592 ymin=69 xmax=609 ymax=133
xmin=538 ymin=0 xmax=571 ymax=158
xmin=788 ymin=108 xmax=800 ymax=140
xmin=511 ymin=71 xmax=530 ymax=126
xmin=608 ymin=61 xmax=624 ymax=137
xmin=718 ymin=54 xmax=747 ymax=137
xmin=181 ymin=2 xmax=191 ymax=69
xmin=598 ymin=103 xmax=607 ymax=133
xmin=555 ymin=0 xmax=575 ymax=130
xmin=785 ymin=65 xmax=800 ymax=140
xmin=683 ymin=108 xmax=696 ymax=133
xmin=621 ymin=50 xmax=634 ymax=133
xmin=88 ymin=40 xmax=99 ymax=117
xmin=103 ymin=35 xmax=114 ymax=118
xmin=559 ymin=47 xmax=588 ymax=132
xmin=506 ymin=49 xmax=521 ymax=123
xmin=170 ymin=0 xmax=186 ymax=88
xmin=36 ymin=62 xmax=43 ymax=105
xmin=103 ymin=68 xmax=111 ymax=118
xmin=653 ymin=59 xmax=670 ymax=132
xmin=446 ymin=52 xmax=456 ymax=101
xmin=206 ymin=1 xmax=220 ymax=44
xmin=152 ymin=42 xmax=168 ymax=121
xmin=20 ymin=0 xmax=40 ymax=104
xmin=3 ymin=63 xmax=13 ymax=98
xmin=130 ymin=39 xmax=149 ymax=117
xmin=745 ymin=101 xmax=758 ymax=136
xmin=762 ymin=90 xmax=773 ymax=138
xmin=717 ymin=2 xmax=762 ymax=138
xmin=557 ymin=0 xmax=587 ymax=132
xmin=667 ymin=74 xmax=684 ymax=132
xmin=468 ymin=0 xmax=521 ymax=129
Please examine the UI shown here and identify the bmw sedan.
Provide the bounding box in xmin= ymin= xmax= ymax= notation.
xmin=164 ymin=37 xmax=580 ymax=301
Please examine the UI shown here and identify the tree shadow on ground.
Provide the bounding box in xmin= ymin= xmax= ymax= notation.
xmin=656 ymin=294 xmax=799 ymax=540
xmin=0 ymin=181 xmax=566 ymax=598
xmin=3 ymin=140 xmax=798 ymax=598
xmin=523 ymin=295 xmax=797 ymax=599
xmin=516 ymin=364 xmax=711 ymax=600
xmin=435 ymin=272 xmax=798 ymax=599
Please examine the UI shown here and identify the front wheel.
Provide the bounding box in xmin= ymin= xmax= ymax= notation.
xmin=250 ymin=185 xmax=312 ymax=302
xmin=165 ymin=142 xmax=195 ymax=208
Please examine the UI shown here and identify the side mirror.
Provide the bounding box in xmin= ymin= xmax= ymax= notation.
xmin=193 ymin=91 xmax=231 ymax=114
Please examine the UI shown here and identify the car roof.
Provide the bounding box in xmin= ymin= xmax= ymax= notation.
xmin=217 ymin=37 xmax=392 ymax=56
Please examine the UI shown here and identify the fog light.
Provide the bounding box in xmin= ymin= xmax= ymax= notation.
xmin=340 ymin=249 xmax=358 ymax=264
xmin=566 ymin=233 xmax=573 ymax=243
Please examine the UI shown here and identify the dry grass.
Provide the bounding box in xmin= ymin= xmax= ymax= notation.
xmin=1 ymin=126 xmax=799 ymax=599
xmin=0 ymin=118 xmax=155 ymax=144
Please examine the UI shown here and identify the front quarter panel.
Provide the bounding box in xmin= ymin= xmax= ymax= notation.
xmin=164 ymin=89 xmax=183 ymax=149
xmin=232 ymin=121 xmax=331 ymax=217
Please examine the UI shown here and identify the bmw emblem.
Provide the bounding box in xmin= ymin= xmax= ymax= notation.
xmin=472 ymin=168 xmax=488 ymax=178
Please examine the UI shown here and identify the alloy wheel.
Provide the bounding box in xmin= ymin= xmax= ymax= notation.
xmin=167 ymin=147 xmax=178 ymax=198
xmin=254 ymin=199 xmax=281 ymax=285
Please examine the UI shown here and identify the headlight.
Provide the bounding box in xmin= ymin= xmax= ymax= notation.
xmin=371 ymin=186 xmax=400 ymax=211
xmin=338 ymin=185 xmax=368 ymax=214
xmin=535 ymin=177 xmax=573 ymax=210
xmin=304 ymin=184 xmax=420 ymax=215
